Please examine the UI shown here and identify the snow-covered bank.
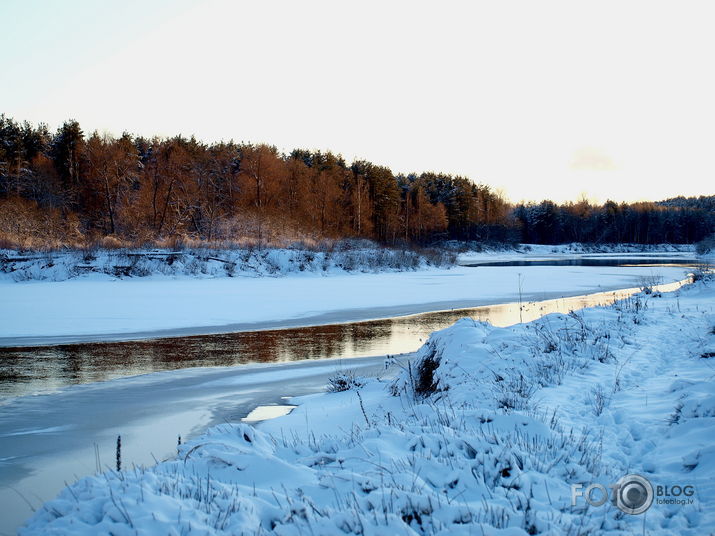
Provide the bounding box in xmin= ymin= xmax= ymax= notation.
xmin=457 ymin=242 xmax=699 ymax=264
xmin=21 ymin=277 xmax=715 ymax=534
xmin=0 ymin=245 xmax=454 ymax=283
xmin=0 ymin=244 xmax=699 ymax=283
xmin=0 ymin=264 xmax=692 ymax=345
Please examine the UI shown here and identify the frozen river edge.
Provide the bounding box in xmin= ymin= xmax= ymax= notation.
xmin=0 ymin=259 xmax=696 ymax=345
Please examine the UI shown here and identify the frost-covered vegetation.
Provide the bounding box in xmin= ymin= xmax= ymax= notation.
xmin=0 ymin=242 xmax=456 ymax=282
xmin=21 ymin=275 xmax=715 ymax=534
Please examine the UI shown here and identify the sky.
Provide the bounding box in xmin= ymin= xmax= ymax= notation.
xmin=1 ymin=0 xmax=714 ymax=204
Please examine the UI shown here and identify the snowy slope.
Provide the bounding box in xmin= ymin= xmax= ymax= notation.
xmin=21 ymin=277 xmax=715 ymax=534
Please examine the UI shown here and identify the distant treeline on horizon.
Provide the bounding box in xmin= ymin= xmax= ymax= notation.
xmin=0 ymin=115 xmax=713 ymax=249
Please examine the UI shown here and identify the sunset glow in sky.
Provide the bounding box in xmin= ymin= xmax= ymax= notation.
xmin=2 ymin=0 xmax=714 ymax=203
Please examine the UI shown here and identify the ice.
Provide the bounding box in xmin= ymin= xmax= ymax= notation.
xmin=0 ymin=253 xmax=691 ymax=344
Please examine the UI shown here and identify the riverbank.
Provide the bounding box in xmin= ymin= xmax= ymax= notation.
xmin=0 ymin=243 xmax=698 ymax=283
xmin=457 ymin=242 xmax=698 ymax=264
xmin=20 ymin=276 xmax=715 ymax=534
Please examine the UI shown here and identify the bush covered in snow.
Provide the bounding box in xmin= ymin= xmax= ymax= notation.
xmin=326 ymin=370 xmax=364 ymax=393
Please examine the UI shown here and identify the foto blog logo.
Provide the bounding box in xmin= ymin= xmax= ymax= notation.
xmin=571 ymin=474 xmax=695 ymax=515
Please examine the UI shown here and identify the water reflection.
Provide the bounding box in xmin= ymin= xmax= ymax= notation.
xmin=0 ymin=277 xmax=690 ymax=400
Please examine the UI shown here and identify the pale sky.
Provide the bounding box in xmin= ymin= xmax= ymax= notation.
xmin=2 ymin=0 xmax=714 ymax=203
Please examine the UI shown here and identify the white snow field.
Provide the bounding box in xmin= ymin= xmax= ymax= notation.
xmin=20 ymin=277 xmax=715 ymax=535
xmin=0 ymin=258 xmax=694 ymax=345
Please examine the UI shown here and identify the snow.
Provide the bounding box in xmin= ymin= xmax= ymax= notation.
xmin=19 ymin=276 xmax=715 ymax=534
xmin=0 ymin=262 xmax=693 ymax=345
xmin=0 ymin=245 xmax=451 ymax=283
xmin=457 ymin=242 xmax=698 ymax=264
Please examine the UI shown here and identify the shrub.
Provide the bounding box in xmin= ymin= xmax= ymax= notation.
xmin=412 ymin=343 xmax=441 ymax=398
xmin=327 ymin=370 xmax=364 ymax=392
xmin=97 ymin=235 xmax=126 ymax=249
xmin=638 ymin=274 xmax=663 ymax=295
xmin=587 ymin=384 xmax=610 ymax=416
xmin=496 ymin=373 xmax=536 ymax=411
xmin=692 ymin=266 xmax=713 ymax=282
xmin=0 ymin=196 xmax=83 ymax=249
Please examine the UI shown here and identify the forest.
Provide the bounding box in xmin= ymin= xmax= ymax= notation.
xmin=0 ymin=115 xmax=713 ymax=249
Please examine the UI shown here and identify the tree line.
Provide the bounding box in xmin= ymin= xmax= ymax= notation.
xmin=0 ymin=115 xmax=712 ymax=248
xmin=513 ymin=198 xmax=713 ymax=245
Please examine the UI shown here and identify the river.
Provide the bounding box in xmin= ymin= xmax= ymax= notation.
xmin=0 ymin=258 xmax=699 ymax=534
